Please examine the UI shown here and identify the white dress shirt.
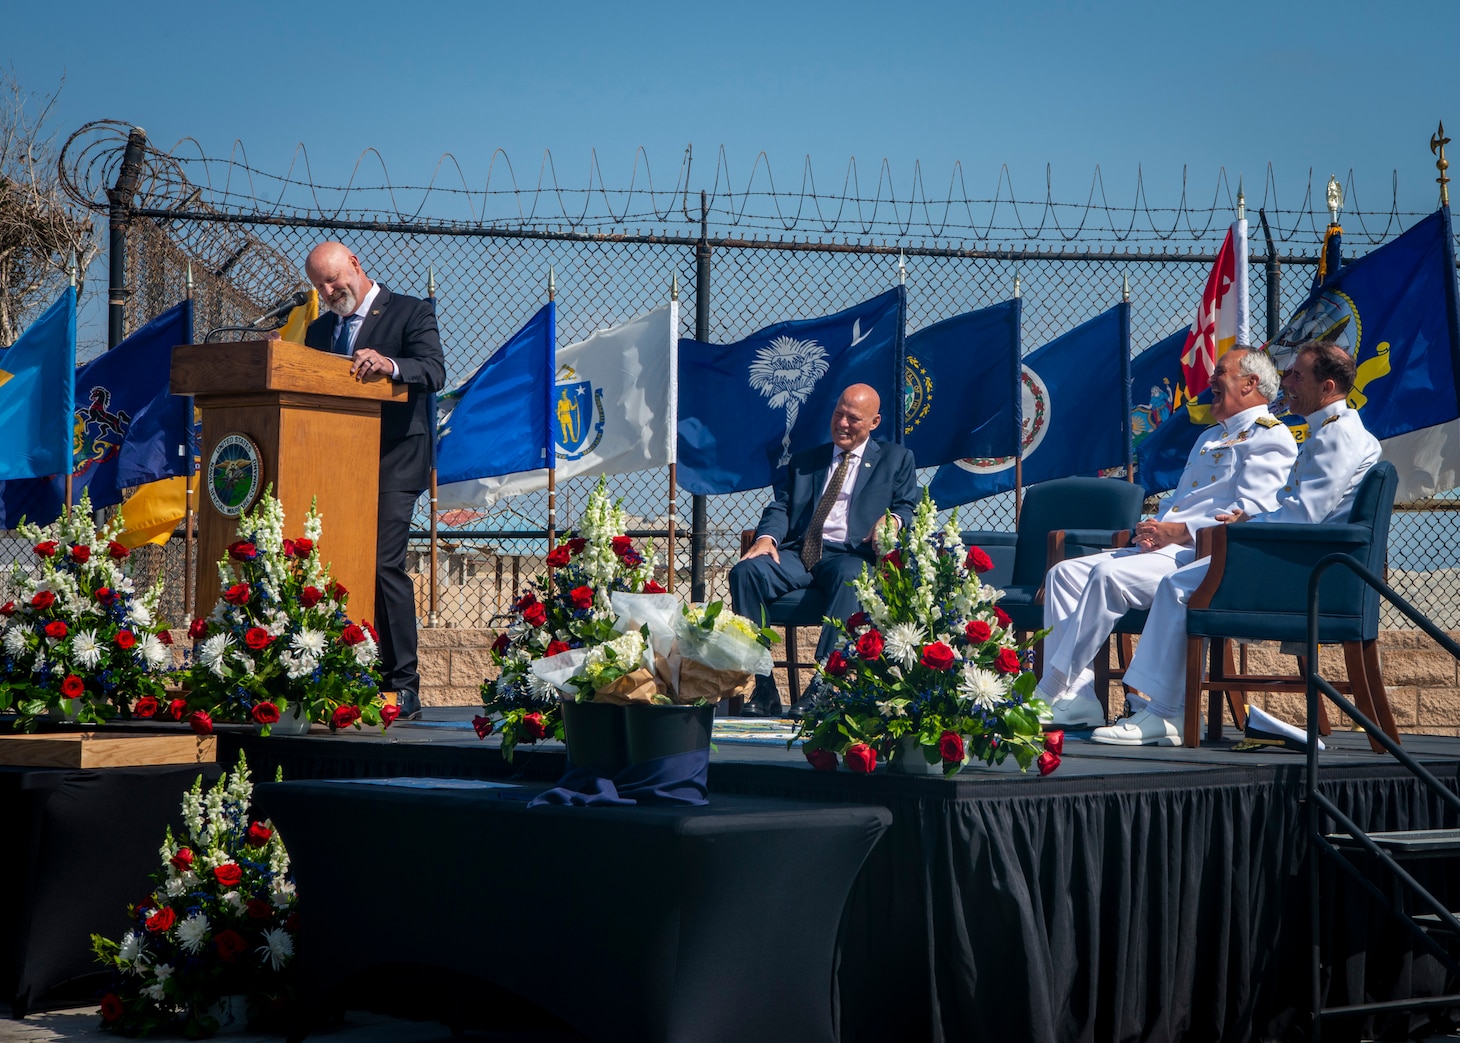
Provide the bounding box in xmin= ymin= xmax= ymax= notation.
xmin=817 ymin=438 xmax=869 ymax=546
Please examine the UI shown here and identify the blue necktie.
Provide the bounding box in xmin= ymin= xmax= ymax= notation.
xmin=335 ymin=314 xmax=358 ymax=355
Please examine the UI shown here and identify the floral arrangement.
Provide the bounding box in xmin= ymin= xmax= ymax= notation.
xmin=479 ymin=478 xmax=664 ymax=758
xmin=91 ymin=753 xmax=297 ymax=1038
xmin=796 ymin=492 xmax=1062 ymax=776
xmin=183 ymin=490 xmax=392 ymax=735
xmin=0 ymin=489 xmax=175 ymax=731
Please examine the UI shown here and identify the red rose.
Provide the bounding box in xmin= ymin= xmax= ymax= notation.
xmin=108 ymin=540 xmax=130 ymax=560
xmin=293 ymin=537 xmax=314 ymax=556
xmin=521 ymin=711 xmax=548 ymax=740
xmin=244 ymin=626 xmax=274 ymax=650
xmin=281 ymin=539 xmax=296 ymax=558
xmin=1038 ymin=750 xmax=1062 ymax=776
xmin=300 ymin=585 xmax=323 ymax=609
xmin=1044 ymin=730 xmax=1065 ymax=756
xmin=144 ymin=906 xmax=175 ymax=933
xmin=472 ymin=714 xmax=494 ymax=739
xmin=70 ymin=544 xmax=91 ymax=564
xmin=881 ymin=549 xmax=904 ymax=570
xmin=246 ymin=898 xmax=273 ymax=920
xmin=223 ymin=583 xmax=250 ymax=605
xmin=523 ymin=602 xmax=547 ymax=627
xmin=45 ymin=620 xmax=68 ymax=639
xmin=251 ymin=702 xmax=280 ymax=725
xmin=965 ymin=546 xmax=995 ymax=573
xmin=642 ymin=580 xmax=667 ymax=593
xmin=825 ymin=650 xmax=849 ymax=676
xmin=61 ymin=674 xmax=84 ymax=697
xmin=31 ymin=590 xmax=55 ymax=610
xmin=246 ymin=821 xmax=273 ymax=847
xmin=169 ymin=847 xmax=194 ymax=871
xmin=340 ymin=624 xmax=366 ymax=646
xmin=94 ymin=586 xmax=116 ymax=605
xmin=856 ymin=630 xmax=885 ymax=661
xmin=134 ymin=696 xmax=158 ymax=718
xmin=213 ymin=862 xmax=243 ymax=886
xmin=188 ymin=711 xmax=213 ymax=735
xmin=214 ymin=929 xmax=247 ymax=962
xmin=0 ymin=602 xmax=12 ymax=616
xmin=381 ymin=704 xmax=401 ymax=727
xmin=805 ymin=748 xmax=838 ymax=772
xmin=965 ymin=620 xmax=992 ymax=644
xmin=512 ymin=591 xmax=538 ymax=612
xmin=114 ymin=629 xmax=135 ymax=649
xmin=546 ymin=545 xmax=571 ymax=567
xmin=188 ymin=618 xmax=208 ymax=639
xmin=362 ymin=620 xmax=378 ymax=642
xmin=847 ymin=611 xmax=871 ymax=630
xmin=567 ymin=537 xmax=587 ymax=554
xmin=158 ymin=629 xmax=173 ymax=645
xmin=228 ymin=540 xmax=257 ymax=561
xmin=34 ymin=540 xmax=57 ymax=557
xmin=993 ymin=607 xmax=1012 ymax=629
xmin=844 ymin=743 xmax=877 ymax=774
xmin=920 ymin=641 xmax=956 ymax=671
xmin=611 ymin=535 xmax=633 ymax=557
xmin=995 ymin=648 xmax=1021 ymax=674
xmin=569 ymin=585 xmax=595 ymax=610
xmin=331 ymin=705 xmax=361 ymax=730
xmin=166 ymin=698 xmax=187 ymax=721
xmin=491 ymin=632 xmax=511 ymax=654
xmin=328 ymin=580 xmax=348 ymax=601
xmin=545 ymin=640 xmax=571 ymax=657
xmin=100 ymin=993 xmax=124 ymax=1023
xmin=938 ymin=730 xmax=966 ymax=763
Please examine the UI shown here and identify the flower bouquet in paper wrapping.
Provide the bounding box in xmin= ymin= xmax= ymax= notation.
xmin=672 ymin=601 xmax=775 ymax=704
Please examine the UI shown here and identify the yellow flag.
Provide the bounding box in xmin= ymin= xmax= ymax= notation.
xmin=275 ymin=289 xmax=319 ymax=344
xmin=117 ymin=473 xmax=198 ymax=549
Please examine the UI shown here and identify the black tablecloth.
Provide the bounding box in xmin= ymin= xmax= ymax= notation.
xmin=0 ymin=762 xmax=220 ymax=1015
xmin=256 ymin=779 xmax=890 ymax=1043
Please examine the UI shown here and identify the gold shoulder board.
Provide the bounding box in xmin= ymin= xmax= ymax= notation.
xmin=1255 ymin=416 xmax=1280 ymax=428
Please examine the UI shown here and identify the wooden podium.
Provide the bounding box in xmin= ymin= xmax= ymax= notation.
xmin=170 ymin=340 xmax=407 ymax=624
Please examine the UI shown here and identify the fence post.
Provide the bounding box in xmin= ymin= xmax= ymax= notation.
xmin=691 ymin=191 xmax=712 ymax=602
xmin=105 ymin=127 xmax=148 ymax=348
xmin=1260 ymin=208 xmax=1281 ymax=341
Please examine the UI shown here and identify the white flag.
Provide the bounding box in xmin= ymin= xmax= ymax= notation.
xmin=438 ymin=302 xmax=677 ymax=507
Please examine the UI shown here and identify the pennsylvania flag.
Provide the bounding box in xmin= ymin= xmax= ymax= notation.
xmin=903 ymin=300 xmax=1022 ymax=468
xmin=0 ymin=288 xmax=76 ymax=482
xmin=929 ymin=302 xmax=1130 ymax=505
xmin=678 ymin=288 xmax=904 ymax=494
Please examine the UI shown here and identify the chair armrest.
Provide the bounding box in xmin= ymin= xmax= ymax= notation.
xmin=960 ymin=529 xmax=1018 ymax=548
xmin=1222 ymin=522 xmax=1370 ymax=548
xmin=1059 ymin=528 xmax=1133 ymax=556
xmin=1190 ymin=523 xmax=1376 ymax=616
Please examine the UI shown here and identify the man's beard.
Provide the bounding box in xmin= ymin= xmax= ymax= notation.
xmin=324 ymin=286 xmax=359 ymax=317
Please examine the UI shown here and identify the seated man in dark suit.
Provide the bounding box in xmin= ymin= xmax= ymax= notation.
xmin=730 ymin=383 xmax=918 ymax=717
xmin=303 ymin=242 xmax=446 ymax=720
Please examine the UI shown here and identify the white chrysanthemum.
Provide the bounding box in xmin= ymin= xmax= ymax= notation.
xmin=136 ymin=633 xmax=169 ymax=669
xmin=4 ymin=627 xmax=28 ymax=656
xmin=71 ymin=629 xmax=103 ymax=669
xmin=199 ymin=633 xmax=232 ymax=670
xmin=526 ymin=672 xmax=558 ymax=700
xmin=883 ymin=622 xmax=926 ymax=670
xmin=959 ymin=664 xmax=1007 ymax=711
xmin=257 ymin=927 xmax=295 ymax=971
xmin=127 ymin=602 xmax=154 ymax=629
xmin=164 ymin=876 xmax=187 ymax=898
xmin=292 ymin=629 xmax=326 ymax=657
xmin=176 ymin=912 xmax=210 ymax=954
xmin=118 ymin=931 xmax=144 ymax=964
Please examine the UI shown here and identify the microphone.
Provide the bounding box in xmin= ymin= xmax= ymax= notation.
xmin=249 ymin=289 xmax=310 ymax=327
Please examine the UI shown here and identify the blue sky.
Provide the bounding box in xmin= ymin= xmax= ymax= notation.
xmin=8 ymin=0 xmax=1458 ymax=227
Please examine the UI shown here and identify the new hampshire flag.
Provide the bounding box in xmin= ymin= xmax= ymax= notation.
xmin=0 ymin=288 xmax=76 ymax=482
xmin=929 ymin=303 xmax=1129 ymax=506
xmin=677 ymin=288 xmax=904 ymax=494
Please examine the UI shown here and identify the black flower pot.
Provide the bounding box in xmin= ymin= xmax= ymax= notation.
xmin=624 ymin=703 xmax=714 ymax=762
xmin=559 ymin=700 xmax=629 ymax=775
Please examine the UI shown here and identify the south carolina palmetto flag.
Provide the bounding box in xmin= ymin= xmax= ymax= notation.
xmin=1180 ymin=218 xmax=1249 ymax=396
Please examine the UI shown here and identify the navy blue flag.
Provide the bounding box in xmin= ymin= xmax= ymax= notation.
xmin=677 ymin=287 xmax=904 ymax=494
xmin=902 ymin=300 xmax=1022 ymax=467
xmin=435 ymin=302 xmax=555 ymax=483
xmin=1129 ymin=327 xmax=1201 ymax=494
xmin=0 ymin=288 xmax=75 ymax=482
xmin=928 ymin=303 xmax=1129 ymax=506
xmin=0 ymin=301 xmax=194 ymax=527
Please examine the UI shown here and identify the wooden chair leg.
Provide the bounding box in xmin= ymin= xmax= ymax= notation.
xmin=1361 ymin=638 xmax=1400 ymax=746
xmin=785 ymin=626 xmax=801 ymax=705
xmin=1183 ymin=636 xmax=1204 ymax=749
xmin=1205 ymin=638 xmax=1227 ymax=742
xmin=1221 ymin=639 xmax=1248 ymax=736
xmin=1344 ymin=640 xmax=1397 ymax=753
xmin=1092 ymin=637 xmax=1111 ymax=724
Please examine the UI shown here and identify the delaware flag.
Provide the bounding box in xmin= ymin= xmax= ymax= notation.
xmin=1131 ymin=328 xmax=1202 ymax=494
xmin=929 ymin=302 xmax=1130 ymax=505
xmin=0 ymin=288 xmax=76 ymax=482
xmin=1267 ymin=207 xmax=1460 ymax=500
xmin=0 ymin=300 xmax=194 ymax=526
xmin=1181 ymin=218 xmax=1249 ymax=396
xmin=903 ymin=300 xmax=1022 ymax=468
xmin=435 ymin=303 xmax=555 ymax=485
xmin=678 ymin=288 xmax=904 ymax=494
xmin=438 ymin=302 xmax=677 ymax=507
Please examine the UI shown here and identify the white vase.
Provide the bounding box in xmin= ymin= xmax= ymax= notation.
xmin=892 ymin=735 xmax=951 ymax=775
xmin=260 ymin=705 xmax=311 ymax=736
xmin=204 ymin=994 xmax=248 ymax=1034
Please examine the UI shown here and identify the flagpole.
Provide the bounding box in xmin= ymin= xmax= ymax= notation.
xmin=1122 ymin=275 xmax=1134 ymax=483
xmin=183 ymin=260 xmax=196 ymax=619
xmin=426 ymin=265 xmax=440 ymax=628
xmin=64 ymin=258 xmax=77 ymax=516
xmin=1012 ymin=270 xmax=1024 ymax=526
xmin=666 ymin=273 xmax=679 ymax=593
xmin=546 ymin=267 xmax=558 ymax=571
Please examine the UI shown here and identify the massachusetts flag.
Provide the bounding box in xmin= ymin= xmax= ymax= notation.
xmin=1181 ymin=218 xmax=1249 ymax=396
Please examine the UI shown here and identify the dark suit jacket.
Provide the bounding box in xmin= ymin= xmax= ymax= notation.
xmin=754 ymin=438 xmax=919 ymax=560
xmin=305 ymin=285 xmax=446 ymax=491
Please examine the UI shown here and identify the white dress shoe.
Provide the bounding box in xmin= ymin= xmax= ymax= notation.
xmin=1046 ymin=693 xmax=1106 ymax=729
xmin=1090 ymin=708 xmax=1183 ymax=747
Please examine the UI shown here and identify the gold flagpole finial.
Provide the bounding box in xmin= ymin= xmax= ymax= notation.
xmin=1432 ymin=121 xmax=1451 ymax=208
xmin=548 ymin=266 xmax=556 ymax=302
xmin=426 ymin=264 xmax=437 ymax=298
xmin=1326 ymin=174 xmax=1344 ymax=226
xmin=671 ymin=271 xmax=679 ymax=302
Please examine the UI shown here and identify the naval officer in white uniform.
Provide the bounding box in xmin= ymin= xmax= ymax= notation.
xmin=1093 ymin=341 xmax=1381 ymax=746
xmin=1039 ymin=346 xmax=1298 ymax=728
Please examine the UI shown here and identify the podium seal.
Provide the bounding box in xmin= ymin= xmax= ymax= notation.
xmin=208 ymin=434 xmax=263 ymax=517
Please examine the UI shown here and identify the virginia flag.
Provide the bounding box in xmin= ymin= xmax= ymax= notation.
xmin=438 ymin=302 xmax=677 ymax=507
xmin=1181 ymin=219 xmax=1249 ymax=396
xmin=0 ymin=288 xmax=76 ymax=482
xmin=0 ymin=300 xmax=194 ymax=526
xmin=929 ymin=302 xmax=1129 ymax=505
xmin=677 ymin=288 xmax=904 ymax=494
xmin=435 ymin=303 xmax=555 ymax=485
xmin=1267 ymin=207 xmax=1460 ymax=499
xmin=903 ymin=300 xmax=1022 ymax=468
